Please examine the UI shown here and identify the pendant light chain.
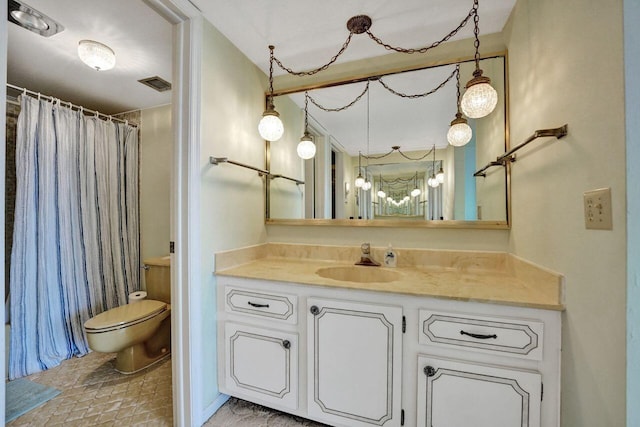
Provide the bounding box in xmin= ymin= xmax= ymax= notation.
xmin=378 ymin=67 xmax=458 ymax=99
xmin=473 ymin=0 xmax=481 ymax=70
xmin=272 ymin=33 xmax=354 ymax=76
xmin=455 ymin=64 xmax=462 ymax=111
xmin=304 ymin=92 xmax=309 ymax=130
xmin=307 ymin=81 xmax=370 ymax=112
xmin=365 ymin=0 xmax=477 ymax=54
xmin=365 ymin=145 xmax=435 ymax=161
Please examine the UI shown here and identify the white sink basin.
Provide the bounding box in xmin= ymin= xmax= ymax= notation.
xmin=316 ymin=266 xmax=401 ymax=283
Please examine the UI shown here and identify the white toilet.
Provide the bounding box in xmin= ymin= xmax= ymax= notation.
xmin=84 ymin=256 xmax=171 ymax=374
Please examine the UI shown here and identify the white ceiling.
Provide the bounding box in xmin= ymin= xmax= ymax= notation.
xmin=194 ymin=0 xmax=516 ymax=76
xmin=7 ymin=0 xmax=173 ymax=115
xmin=6 ymin=0 xmax=515 ymax=147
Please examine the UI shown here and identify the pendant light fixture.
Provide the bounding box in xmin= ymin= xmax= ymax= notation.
xmin=427 ymin=145 xmax=441 ymax=188
xmin=297 ymin=93 xmax=317 ymax=159
xmin=361 ymin=86 xmax=372 ymax=191
xmin=78 ymin=40 xmax=116 ymax=71
xmin=460 ymin=0 xmax=498 ymax=119
xmin=436 ymin=166 xmax=445 ymax=184
xmin=377 ymin=175 xmax=386 ymax=199
xmin=355 ymin=152 xmax=365 ymax=188
xmin=447 ymin=64 xmax=473 ymax=146
xmin=411 ymin=172 xmax=422 ymax=197
xmin=258 ymin=46 xmax=284 ymax=141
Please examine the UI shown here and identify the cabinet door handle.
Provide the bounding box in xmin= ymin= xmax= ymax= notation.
xmin=460 ymin=330 xmax=498 ymax=340
xmin=282 ymin=340 xmax=291 ymax=349
xmin=310 ymin=305 xmax=320 ymax=315
xmin=247 ymin=301 xmax=269 ymax=308
xmin=424 ymin=366 xmax=436 ymax=377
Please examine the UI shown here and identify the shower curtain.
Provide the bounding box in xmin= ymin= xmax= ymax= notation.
xmin=9 ymin=96 xmax=139 ymax=379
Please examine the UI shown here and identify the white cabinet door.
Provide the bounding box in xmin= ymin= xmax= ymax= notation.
xmin=307 ymin=298 xmax=403 ymax=427
xmin=224 ymin=323 xmax=298 ymax=410
xmin=417 ymin=355 xmax=541 ymax=427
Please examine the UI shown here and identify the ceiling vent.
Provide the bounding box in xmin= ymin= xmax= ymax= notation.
xmin=138 ymin=76 xmax=172 ymax=92
xmin=8 ymin=0 xmax=64 ymax=37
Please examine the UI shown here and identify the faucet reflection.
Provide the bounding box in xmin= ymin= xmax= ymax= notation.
xmin=355 ymin=243 xmax=381 ymax=266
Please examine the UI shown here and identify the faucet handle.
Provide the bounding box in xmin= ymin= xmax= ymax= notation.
xmin=361 ymin=243 xmax=371 ymax=254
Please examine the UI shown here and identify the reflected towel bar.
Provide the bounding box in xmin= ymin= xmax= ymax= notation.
xmin=474 ymin=124 xmax=568 ymax=177
xmin=210 ymin=157 xmax=304 ymax=185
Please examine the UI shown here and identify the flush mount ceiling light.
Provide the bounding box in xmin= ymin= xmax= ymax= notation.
xmin=8 ymin=0 xmax=64 ymax=37
xmin=460 ymin=0 xmax=498 ymax=118
xmin=78 ymin=40 xmax=116 ymax=71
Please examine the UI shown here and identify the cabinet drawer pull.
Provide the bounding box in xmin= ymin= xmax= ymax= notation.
xmin=424 ymin=365 xmax=436 ymax=377
xmin=460 ymin=330 xmax=498 ymax=340
xmin=247 ymin=301 xmax=270 ymax=308
xmin=310 ymin=305 xmax=320 ymax=315
xmin=282 ymin=340 xmax=291 ymax=349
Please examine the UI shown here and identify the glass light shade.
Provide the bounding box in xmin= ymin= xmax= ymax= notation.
xmin=461 ymin=81 xmax=498 ymax=119
xmin=429 ymin=175 xmax=440 ymax=188
xmin=12 ymin=10 xmax=48 ymax=30
xmin=411 ymin=188 xmax=421 ymax=197
xmin=377 ymin=190 xmax=386 ymax=199
xmin=297 ymin=133 xmax=316 ymax=159
xmin=78 ymin=40 xmax=116 ymax=71
xmin=258 ymin=111 xmax=284 ymax=141
xmin=355 ymin=174 xmax=365 ymax=188
xmin=447 ymin=122 xmax=473 ymax=147
xmin=436 ymin=168 xmax=445 ymax=184
xmin=362 ymin=181 xmax=372 ymax=191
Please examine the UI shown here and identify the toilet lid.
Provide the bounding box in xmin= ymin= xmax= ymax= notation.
xmin=84 ymin=300 xmax=167 ymax=331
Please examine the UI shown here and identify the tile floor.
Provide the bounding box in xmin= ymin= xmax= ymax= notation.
xmin=7 ymin=351 xmax=173 ymax=426
xmin=6 ymin=351 xmax=325 ymax=426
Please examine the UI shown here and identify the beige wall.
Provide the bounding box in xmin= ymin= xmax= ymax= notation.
xmin=504 ymin=0 xmax=626 ymax=425
xmin=270 ymin=95 xmax=305 ymax=219
xmin=200 ymin=20 xmax=268 ymax=409
xmin=140 ymin=104 xmax=172 ymax=272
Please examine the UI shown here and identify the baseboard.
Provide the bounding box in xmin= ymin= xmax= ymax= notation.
xmin=200 ymin=393 xmax=230 ymax=425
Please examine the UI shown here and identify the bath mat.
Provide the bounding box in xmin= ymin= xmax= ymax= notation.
xmin=5 ymin=378 xmax=61 ymax=423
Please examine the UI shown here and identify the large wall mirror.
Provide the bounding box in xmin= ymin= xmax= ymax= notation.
xmin=266 ymin=54 xmax=509 ymax=228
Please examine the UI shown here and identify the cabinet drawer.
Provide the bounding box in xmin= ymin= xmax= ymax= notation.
xmin=225 ymin=286 xmax=297 ymax=324
xmin=419 ymin=310 xmax=543 ymax=360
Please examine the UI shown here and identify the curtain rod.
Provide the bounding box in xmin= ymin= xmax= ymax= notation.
xmin=6 ymin=83 xmax=138 ymax=127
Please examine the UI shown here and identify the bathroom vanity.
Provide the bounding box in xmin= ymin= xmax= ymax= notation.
xmin=214 ymin=244 xmax=563 ymax=427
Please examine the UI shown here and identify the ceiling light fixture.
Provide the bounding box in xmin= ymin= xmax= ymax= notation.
xmin=78 ymin=40 xmax=116 ymax=71
xmin=8 ymin=0 xmax=64 ymax=37
xmin=427 ymin=145 xmax=442 ymax=188
xmin=258 ymin=46 xmax=284 ymax=141
xmin=355 ymin=152 xmax=365 ymax=188
xmin=361 ymin=88 xmax=372 ymax=192
xmin=411 ymin=172 xmax=422 ymax=197
xmin=460 ymin=0 xmax=498 ymax=119
xmin=297 ymin=93 xmax=316 ymax=159
xmin=263 ymin=1 xmax=483 ymax=147
xmin=447 ymin=64 xmax=473 ymax=146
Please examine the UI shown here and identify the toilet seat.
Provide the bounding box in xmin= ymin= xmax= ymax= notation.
xmin=84 ymin=300 xmax=168 ymax=333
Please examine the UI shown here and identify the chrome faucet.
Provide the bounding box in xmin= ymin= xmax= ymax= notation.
xmin=355 ymin=243 xmax=381 ymax=266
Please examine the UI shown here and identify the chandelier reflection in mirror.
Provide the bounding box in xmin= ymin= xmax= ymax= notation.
xmin=258 ymin=0 xmax=497 ymax=152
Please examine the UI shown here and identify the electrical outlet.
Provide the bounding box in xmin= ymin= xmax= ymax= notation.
xmin=584 ymin=188 xmax=612 ymax=230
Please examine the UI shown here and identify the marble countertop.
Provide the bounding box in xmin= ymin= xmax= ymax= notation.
xmin=214 ymin=244 xmax=565 ymax=311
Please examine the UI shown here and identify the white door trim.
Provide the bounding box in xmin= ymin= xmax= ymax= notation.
xmin=145 ymin=1 xmax=203 ymax=425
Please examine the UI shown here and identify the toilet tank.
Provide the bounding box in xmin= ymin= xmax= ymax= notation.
xmin=143 ymin=256 xmax=171 ymax=304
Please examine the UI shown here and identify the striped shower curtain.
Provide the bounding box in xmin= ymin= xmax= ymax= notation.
xmin=9 ymin=96 xmax=140 ymax=379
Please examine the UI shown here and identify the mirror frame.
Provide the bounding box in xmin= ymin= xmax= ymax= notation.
xmin=265 ymin=51 xmax=511 ymax=230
